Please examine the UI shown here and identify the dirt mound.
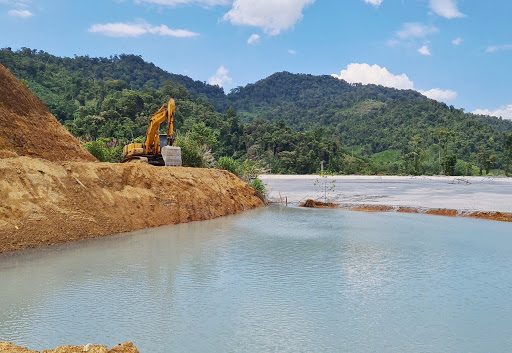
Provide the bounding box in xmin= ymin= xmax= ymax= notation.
xmin=0 ymin=63 xmax=95 ymax=162
xmin=0 ymin=342 xmax=138 ymax=353
xmin=0 ymin=157 xmax=264 ymax=252
xmin=300 ymin=199 xmax=338 ymax=208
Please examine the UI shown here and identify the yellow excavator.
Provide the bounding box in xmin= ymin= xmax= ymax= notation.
xmin=122 ymin=98 xmax=181 ymax=166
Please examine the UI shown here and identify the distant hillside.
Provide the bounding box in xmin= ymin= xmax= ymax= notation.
xmin=1 ymin=48 xmax=511 ymax=176
xmin=0 ymin=47 xmax=226 ymax=119
xmin=228 ymin=71 xmax=512 ymax=131
xmin=226 ymin=71 xmax=512 ymax=161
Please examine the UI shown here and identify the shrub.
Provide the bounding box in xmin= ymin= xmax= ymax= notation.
xmin=174 ymin=135 xmax=202 ymax=167
xmin=85 ymin=140 xmax=110 ymax=162
xmin=218 ymin=156 xmax=240 ymax=176
xmin=250 ymin=178 xmax=266 ymax=195
xmin=85 ymin=138 xmax=125 ymax=163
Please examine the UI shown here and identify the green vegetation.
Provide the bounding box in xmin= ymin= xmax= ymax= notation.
xmin=84 ymin=138 xmax=123 ymax=163
xmin=1 ymin=48 xmax=511 ymax=177
xmin=249 ymin=178 xmax=266 ymax=196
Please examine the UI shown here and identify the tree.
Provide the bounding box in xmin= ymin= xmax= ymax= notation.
xmin=443 ymin=154 xmax=457 ymax=176
xmin=477 ymin=148 xmax=497 ymax=175
xmin=505 ymin=133 xmax=512 ymax=176
xmin=434 ymin=127 xmax=454 ymax=175
xmin=406 ymin=135 xmax=425 ymax=175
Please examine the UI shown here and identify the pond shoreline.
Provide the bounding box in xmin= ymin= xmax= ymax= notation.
xmin=262 ymin=175 xmax=512 ymax=223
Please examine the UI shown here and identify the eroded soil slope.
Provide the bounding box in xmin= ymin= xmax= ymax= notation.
xmin=0 ymin=157 xmax=263 ymax=252
xmin=0 ymin=64 xmax=95 ymax=162
xmin=0 ymin=342 xmax=138 ymax=353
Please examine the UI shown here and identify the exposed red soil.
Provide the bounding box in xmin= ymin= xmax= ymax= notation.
xmin=342 ymin=204 xmax=512 ymax=222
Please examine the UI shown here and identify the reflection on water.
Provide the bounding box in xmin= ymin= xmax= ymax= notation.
xmin=1 ymin=207 xmax=512 ymax=352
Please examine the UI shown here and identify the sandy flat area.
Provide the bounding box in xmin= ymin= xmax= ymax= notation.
xmin=260 ymin=175 xmax=512 ymax=213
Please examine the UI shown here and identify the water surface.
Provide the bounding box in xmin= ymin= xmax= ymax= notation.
xmin=1 ymin=207 xmax=511 ymax=352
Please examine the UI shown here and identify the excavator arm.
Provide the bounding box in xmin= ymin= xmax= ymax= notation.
xmin=166 ymin=99 xmax=176 ymax=146
xmin=144 ymin=99 xmax=176 ymax=154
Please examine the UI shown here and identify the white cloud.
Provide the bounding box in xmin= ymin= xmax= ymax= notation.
xmin=332 ymin=63 xmax=457 ymax=103
xmin=452 ymin=37 xmax=462 ymax=46
xmin=386 ymin=39 xmax=400 ymax=47
xmin=363 ymin=0 xmax=382 ymax=7
xmin=418 ymin=45 xmax=431 ymax=56
xmin=332 ymin=63 xmax=414 ymax=90
xmin=247 ymin=33 xmax=260 ymax=44
xmin=136 ymin=0 xmax=230 ymax=6
xmin=473 ymin=105 xmax=512 ymax=120
xmin=8 ymin=9 xmax=32 ymax=17
xmin=429 ymin=0 xmax=464 ymax=19
xmin=288 ymin=49 xmax=296 ymax=55
xmin=88 ymin=22 xmax=199 ymax=38
xmin=486 ymin=44 xmax=512 ymax=53
xmin=209 ymin=65 xmax=232 ymax=87
xmin=420 ymin=88 xmax=457 ymax=102
xmin=396 ymin=22 xmax=439 ymax=40
xmin=222 ymin=0 xmax=315 ymax=35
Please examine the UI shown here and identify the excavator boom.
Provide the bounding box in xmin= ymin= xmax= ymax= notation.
xmin=166 ymin=99 xmax=176 ymax=147
xmin=144 ymin=99 xmax=175 ymax=154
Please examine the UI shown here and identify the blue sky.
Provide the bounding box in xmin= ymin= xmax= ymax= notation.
xmin=1 ymin=0 xmax=511 ymax=119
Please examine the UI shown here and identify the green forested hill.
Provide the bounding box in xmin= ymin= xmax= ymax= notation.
xmin=228 ymin=71 xmax=512 ymax=132
xmin=227 ymin=72 xmax=512 ymax=150
xmin=1 ymin=48 xmax=511 ymax=176
xmin=0 ymin=47 xmax=226 ymax=120
xmin=225 ymin=72 xmax=512 ymax=174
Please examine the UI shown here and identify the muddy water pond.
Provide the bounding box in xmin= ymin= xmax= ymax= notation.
xmin=1 ymin=207 xmax=512 ymax=352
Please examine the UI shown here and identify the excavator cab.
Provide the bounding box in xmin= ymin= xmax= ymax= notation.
xmin=158 ymin=135 xmax=168 ymax=151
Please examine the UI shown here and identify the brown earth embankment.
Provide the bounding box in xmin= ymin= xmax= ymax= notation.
xmin=0 ymin=342 xmax=138 ymax=353
xmin=0 ymin=157 xmax=264 ymax=253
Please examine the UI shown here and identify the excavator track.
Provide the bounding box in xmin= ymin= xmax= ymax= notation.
xmin=121 ymin=156 xmax=165 ymax=166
